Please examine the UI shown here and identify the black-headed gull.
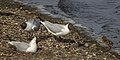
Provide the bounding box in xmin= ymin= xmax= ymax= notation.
xmin=8 ymin=37 xmax=37 ymax=52
xmin=37 ymin=17 xmax=70 ymax=36
xmin=20 ymin=19 xmax=41 ymax=31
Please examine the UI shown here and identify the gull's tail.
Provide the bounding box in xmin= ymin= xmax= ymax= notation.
xmin=6 ymin=35 xmax=15 ymax=45
xmin=8 ymin=41 xmax=14 ymax=45
xmin=65 ymin=23 xmax=69 ymax=28
xmin=29 ymin=37 xmax=37 ymax=45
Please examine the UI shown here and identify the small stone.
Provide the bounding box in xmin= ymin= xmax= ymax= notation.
xmin=89 ymin=55 xmax=92 ymax=58
xmin=85 ymin=43 xmax=89 ymax=47
xmin=20 ymin=7 xmax=23 ymax=9
xmin=93 ymin=53 xmax=96 ymax=56
xmin=49 ymin=39 xmax=52 ymax=41
xmin=15 ymin=23 xmax=18 ymax=25
xmin=61 ymin=45 xmax=66 ymax=48
xmin=3 ymin=32 xmax=6 ymax=34
xmin=103 ymin=58 xmax=107 ymax=60
xmin=15 ymin=8 xmax=18 ymax=10
xmin=28 ymin=12 xmax=32 ymax=14
xmin=86 ymin=52 xmax=88 ymax=55
xmin=5 ymin=7 xmax=8 ymax=9
xmin=90 ymin=44 xmax=96 ymax=48
xmin=56 ymin=45 xmax=60 ymax=48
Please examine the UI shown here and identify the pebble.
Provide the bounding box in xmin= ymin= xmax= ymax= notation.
xmin=86 ymin=52 xmax=88 ymax=55
xmin=87 ymin=55 xmax=92 ymax=58
xmin=28 ymin=12 xmax=32 ymax=14
xmin=19 ymin=7 xmax=23 ymax=10
xmin=103 ymin=58 xmax=107 ymax=60
xmin=14 ymin=23 xmax=18 ymax=25
xmin=93 ymin=53 xmax=96 ymax=56
xmin=61 ymin=45 xmax=66 ymax=49
xmin=85 ymin=43 xmax=89 ymax=47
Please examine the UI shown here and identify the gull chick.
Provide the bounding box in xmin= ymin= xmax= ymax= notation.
xmin=38 ymin=17 xmax=70 ymax=36
xmin=8 ymin=37 xmax=37 ymax=52
xmin=20 ymin=19 xmax=41 ymax=31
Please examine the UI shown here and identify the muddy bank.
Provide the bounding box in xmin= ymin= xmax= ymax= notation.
xmin=0 ymin=0 xmax=120 ymax=60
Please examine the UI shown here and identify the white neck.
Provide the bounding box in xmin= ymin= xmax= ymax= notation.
xmin=25 ymin=22 xmax=33 ymax=30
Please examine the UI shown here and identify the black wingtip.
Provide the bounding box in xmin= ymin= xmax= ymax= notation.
xmin=36 ymin=16 xmax=44 ymax=22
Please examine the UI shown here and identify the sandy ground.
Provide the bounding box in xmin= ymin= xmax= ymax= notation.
xmin=0 ymin=0 xmax=120 ymax=60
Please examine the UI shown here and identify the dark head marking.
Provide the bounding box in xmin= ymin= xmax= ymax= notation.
xmin=20 ymin=22 xmax=27 ymax=29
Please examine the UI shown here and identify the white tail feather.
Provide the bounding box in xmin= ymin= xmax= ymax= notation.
xmin=8 ymin=41 xmax=14 ymax=45
xmin=65 ymin=24 xmax=69 ymax=28
xmin=29 ymin=37 xmax=36 ymax=45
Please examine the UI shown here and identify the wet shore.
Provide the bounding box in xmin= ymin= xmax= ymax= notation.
xmin=0 ymin=0 xmax=120 ymax=60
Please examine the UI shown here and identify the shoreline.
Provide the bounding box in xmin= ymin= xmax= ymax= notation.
xmin=0 ymin=0 xmax=120 ymax=60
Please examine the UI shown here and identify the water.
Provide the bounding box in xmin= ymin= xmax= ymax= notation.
xmin=14 ymin=0 xmax=120 ymax=54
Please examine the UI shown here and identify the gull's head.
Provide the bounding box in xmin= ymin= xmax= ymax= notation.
xmin=20 ymin=22 xmax=27 ymax=30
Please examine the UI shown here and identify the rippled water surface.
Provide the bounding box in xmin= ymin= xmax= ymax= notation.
xmin=15 ymin=0 xmax=120 ymax=53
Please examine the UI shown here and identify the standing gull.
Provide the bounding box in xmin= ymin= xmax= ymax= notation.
xmin=37 ymin=17 xmax=70 ymax=36
xmin=20 ymin=19 xmax=41 ymax=31
xmin=8 ymin=37 xmax=37 ymax=52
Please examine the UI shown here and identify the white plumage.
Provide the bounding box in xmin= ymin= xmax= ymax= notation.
xmin=20 ymin=19 xmax=41 ymax=31
xmin=40 ymin=20 xmax=70 ymax=36
xmin=8 ymin=37 xmax=37 ymax=52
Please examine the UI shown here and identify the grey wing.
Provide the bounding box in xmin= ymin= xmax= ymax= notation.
xmin=13 ymin=42 xmax=30 ymax=51
xmin=33 ymin=20 xmax=41 ymax=31
xmin=45 ymin=21 xmax=64 ymax=33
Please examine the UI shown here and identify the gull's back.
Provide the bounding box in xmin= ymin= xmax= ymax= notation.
xmin=44 ymin=21 xmax=64 ymax=33
xmin=11 ymin=42 xmax=30 ymax=52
